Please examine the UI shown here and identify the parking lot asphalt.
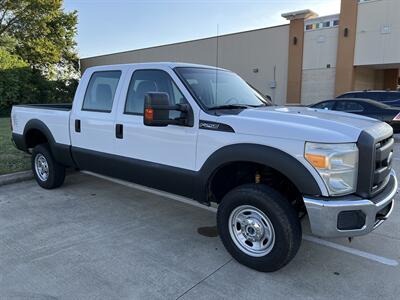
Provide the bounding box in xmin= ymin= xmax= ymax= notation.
xmin=1 ymin=141 xmax=400 ymax=299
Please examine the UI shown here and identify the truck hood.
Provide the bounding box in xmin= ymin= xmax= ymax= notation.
xmin=219 ymin=106 xmax=387 ymax=143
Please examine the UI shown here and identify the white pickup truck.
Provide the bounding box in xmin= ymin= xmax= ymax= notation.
xmin=11 ymin=62 xmax=397 ymax=272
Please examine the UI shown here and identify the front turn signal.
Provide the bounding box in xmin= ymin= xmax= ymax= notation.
xmin=305 ymin=153 xmax=328 ymax=169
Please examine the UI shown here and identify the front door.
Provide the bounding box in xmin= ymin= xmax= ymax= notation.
xmin=114 ymin=66 xmax=199 ymax=197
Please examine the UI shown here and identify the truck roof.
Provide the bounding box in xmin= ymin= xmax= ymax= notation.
xmin=84 ymin=62 xmax=228 ymax=72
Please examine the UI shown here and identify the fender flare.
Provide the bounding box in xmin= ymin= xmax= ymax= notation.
xmin=23 ymin=119 xmax=75 ymax=167
xmin=23 ymin=119 xmax=56 ymax=148
xmin=195 ymin=143 xmax=322 ymax=203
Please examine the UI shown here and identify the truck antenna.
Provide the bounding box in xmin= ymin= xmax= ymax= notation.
xmin=216 ymin=24 xmax=219 ymax=69
xmin=215 ymin=24 xmax=219 ymax=105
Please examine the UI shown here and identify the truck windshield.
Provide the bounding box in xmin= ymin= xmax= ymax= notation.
xmin=175 ymin=67 xmax=269 ymax=109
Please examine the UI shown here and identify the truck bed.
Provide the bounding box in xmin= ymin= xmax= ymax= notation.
xmin=15 ymin=103 xmax=72 ymax=111
xmin=12 ymin=104 xmax=72 ymax=147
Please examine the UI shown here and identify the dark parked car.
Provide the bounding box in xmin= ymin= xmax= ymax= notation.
xmin=310 ymin=98 xmax=400 ymax=132
xmin=337 ymin=90 xmax=400 ymax=107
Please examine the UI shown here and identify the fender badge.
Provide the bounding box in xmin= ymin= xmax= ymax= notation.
xmin=200 ymin=122 xmax=220 ymax=130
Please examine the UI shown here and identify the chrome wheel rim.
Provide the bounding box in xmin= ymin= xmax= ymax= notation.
xmin=228 ymin=205 xmax=275 ymax=257
xmin=34 ymin=154 xmax=49 ymax=182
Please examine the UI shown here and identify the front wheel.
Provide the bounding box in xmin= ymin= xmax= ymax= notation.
xmin=217 ymin=184 xmax=302 ymax=272
xmin=32 ymin=144 xmax=65 ymax=189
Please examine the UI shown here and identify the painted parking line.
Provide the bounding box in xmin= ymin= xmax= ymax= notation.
xmin=303 ymin=234 xmax=398 ymax=266
xmin=83 ymin=171 xmax=399 ymax=267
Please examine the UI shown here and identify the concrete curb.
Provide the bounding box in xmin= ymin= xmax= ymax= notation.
xmin=0 ymin=170 xmax=33 ymax=187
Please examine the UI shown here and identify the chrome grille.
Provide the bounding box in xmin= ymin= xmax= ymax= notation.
xmin=372 ymin=136 xmax=393 ymax=194
xmin=356 ymin=123 xmax=394 ymax=198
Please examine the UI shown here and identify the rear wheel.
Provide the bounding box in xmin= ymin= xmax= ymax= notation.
xmin=217 ymin=184 xmax=302 ymax=272
xmin=32 ymin=144 xmax=65 ymax=189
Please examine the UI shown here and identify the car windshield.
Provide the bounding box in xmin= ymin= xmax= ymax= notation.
xmin=175 ymin=67 xmax=269 ymax=109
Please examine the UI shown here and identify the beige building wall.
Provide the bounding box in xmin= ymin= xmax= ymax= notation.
xmin=80 ymin=25 xmax=290 ymax=105
xmin=301 ymin=24 xmax=339 ymax=104
xmin=80 ymin=0 xmax=400 ymax=106
xmin=355 ymin=0 xmax=400 ymax=66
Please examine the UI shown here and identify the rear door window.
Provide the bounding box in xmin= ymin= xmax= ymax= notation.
xmin=335 ymin=101 xmax=364 ymax=112
xmin=313 ymin=101 xmax=335 ymax=110
xmin=82 ymin=71 xmax=121 ymax=112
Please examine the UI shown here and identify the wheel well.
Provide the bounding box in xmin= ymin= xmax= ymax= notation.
xmin=25 ymin=129 xmax=48 ymax=149
xmin=208 ymin=162 xmax=304 ymax=213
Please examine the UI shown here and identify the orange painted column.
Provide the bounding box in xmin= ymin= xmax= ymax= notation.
xmin=286 ymin=18 xmax=306 ymax=104
xmin=335 ymin=0 xmax=358 ymax=96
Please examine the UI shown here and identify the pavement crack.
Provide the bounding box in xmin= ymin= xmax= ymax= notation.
xmin=175 ymin=258 xmax=233 ymax=300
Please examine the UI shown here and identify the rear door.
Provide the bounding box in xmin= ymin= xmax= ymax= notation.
xmin=70 ymin=66 xmax=127 ymax=171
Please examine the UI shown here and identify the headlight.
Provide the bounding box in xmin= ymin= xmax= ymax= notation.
xmin=305 ymin=143 xmax=358 ymax=196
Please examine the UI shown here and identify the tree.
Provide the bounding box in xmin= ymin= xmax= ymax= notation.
xmin=0 ymin=0 xmax=79 ymax=78
xmin=0 ymin=1 xmax=79 ymax=115
xmin=0 ymin=48 xmax=78 ymax=115
xmin=0 ymin=48 xmax=34 ymax=114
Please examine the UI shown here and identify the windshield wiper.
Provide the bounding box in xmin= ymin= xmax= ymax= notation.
xmin=208 ymin=104 xmax=251 ymax=110
xmin=247 ymin=103 xmax=269 ymax=107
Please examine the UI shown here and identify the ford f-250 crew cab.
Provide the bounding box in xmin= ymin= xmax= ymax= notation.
xmin=11 ymin=63 xmax=397 ymax=272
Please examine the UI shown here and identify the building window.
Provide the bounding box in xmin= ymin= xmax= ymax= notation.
xmin=322 ymin=21 xmax=330 ymax=28
xmin=305 ymin=17 xmax=340 ymax=31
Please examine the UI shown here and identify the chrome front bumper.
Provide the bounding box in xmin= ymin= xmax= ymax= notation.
xmin=303 ymin=170 xmax=397 ymax=238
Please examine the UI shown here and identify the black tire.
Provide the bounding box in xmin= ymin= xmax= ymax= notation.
xmin=31 ymin=144 xmax=65 ymax=189
xmin=217 ymin=184 xmax=302 ymax=272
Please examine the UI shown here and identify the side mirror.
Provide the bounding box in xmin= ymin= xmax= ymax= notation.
xmin=143 ymin=92 xmax=193 ymax=127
